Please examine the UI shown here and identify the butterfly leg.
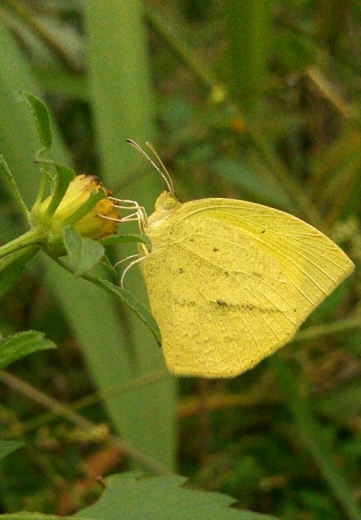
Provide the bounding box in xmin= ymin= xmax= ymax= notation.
xmin=110 ymin=198 xmax=148 ymax=233
xmin=119 ymin=254 xmax=145 ymax=288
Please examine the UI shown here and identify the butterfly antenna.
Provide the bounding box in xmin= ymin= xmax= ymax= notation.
xmin=145 ymin=141 xmax=174 ymax=194
xmin=126 ymin=139 xmax=174 ymax=194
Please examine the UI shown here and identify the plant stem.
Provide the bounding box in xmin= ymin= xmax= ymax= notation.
xmin=0 ymin=228 xmax=44 ymax=260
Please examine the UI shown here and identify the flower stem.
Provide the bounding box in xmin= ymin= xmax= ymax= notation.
xmin=0 ymin=228 xmax=44 ymax=260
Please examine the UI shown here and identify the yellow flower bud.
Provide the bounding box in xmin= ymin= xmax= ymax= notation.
xmin=32 ymin=175 xmax=120 ymax=251
xmin=75 ymin=196 xmax=120 ymax=240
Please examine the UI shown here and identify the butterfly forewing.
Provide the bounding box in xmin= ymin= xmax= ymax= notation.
xmin=174 ymin=200 xmax=354 ymax=323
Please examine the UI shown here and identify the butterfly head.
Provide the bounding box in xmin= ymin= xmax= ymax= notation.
xmin=146 ymin=191 xmax=181 ymax=230
xmin=155 ymin=191 xmax=180 ymax=212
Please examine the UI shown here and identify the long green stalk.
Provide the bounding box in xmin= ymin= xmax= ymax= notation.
xmin=82 ymin=1 xmax=176 ymax=471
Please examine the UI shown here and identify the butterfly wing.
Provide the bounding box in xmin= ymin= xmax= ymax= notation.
xmin=142 ymin=198 xmax=354 ymax=378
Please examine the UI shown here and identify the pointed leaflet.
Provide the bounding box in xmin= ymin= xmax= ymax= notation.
xmin=22 ymin=92 xmax=52 ymax=150
xmin=0 ymin=330 xmax=55 ymax=370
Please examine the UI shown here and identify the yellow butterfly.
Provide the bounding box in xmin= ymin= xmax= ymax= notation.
xmin=121 ymin=141 xmax=354 ymax=378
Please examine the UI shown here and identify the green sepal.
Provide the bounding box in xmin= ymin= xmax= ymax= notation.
xmin=61 ymin=189 xmax=106 ymax=227
xmin=44 ymin=164 xmax=75 ymax=218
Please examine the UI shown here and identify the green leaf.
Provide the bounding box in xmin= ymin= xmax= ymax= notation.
xmin=0 ymin=330 xmax=55 ymax=370
xmin=21 ymin=92 xmax=52 ymax=150
xmin=74 ymin=472 xmax=278 ymax=520
xmin=0 ymin=245 xmax=39 ymax=300
xmin=101 ymin=233 xmax=152 ymax=251
xmin=0 ymin=441 xmax=23 ymax=461
xmin=64 ymin=227 xmax=105 ymax=276
xmin=92 ymin=279 xmax=161 ymax=345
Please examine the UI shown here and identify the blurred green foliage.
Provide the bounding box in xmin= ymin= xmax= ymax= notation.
xmin=0 ymin=1 xmax=360 ymax=519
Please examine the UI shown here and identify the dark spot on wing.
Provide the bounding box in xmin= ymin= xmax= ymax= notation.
xmin=211 ymin=300 xmax=284 ymax=314
xmin=213 ymin=247 xmax=219 ymax=252
xmin=174 ymin=297 xmax=197 ymax=307
xmin=261 ymin=229 xmax=265 ymax=234
xmin=177 ymin=268 xmax=184 ymax=274
xmin=252 ymin=272 xmax=263 ymax=279
xmin=240 ymin=303 xmax=283 ymax=313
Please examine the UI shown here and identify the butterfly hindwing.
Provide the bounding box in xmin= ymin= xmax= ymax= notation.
xmin=143 ymin=214 xmax=298 ymax=377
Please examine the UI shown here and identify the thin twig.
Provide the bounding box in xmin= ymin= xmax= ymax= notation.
xmin=0 ymin=371 xmax=172 ymax=476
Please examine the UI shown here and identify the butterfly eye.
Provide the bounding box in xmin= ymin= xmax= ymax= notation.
xmin=161 ymin=195 xmax=178 ymax=211
xmin=154 ymin=191 xmax=180 ymax=212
